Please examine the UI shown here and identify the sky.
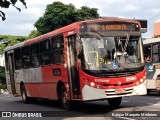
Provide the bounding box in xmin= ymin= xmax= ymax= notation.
xmin=1 ymin=0 xmax=160 ymax=38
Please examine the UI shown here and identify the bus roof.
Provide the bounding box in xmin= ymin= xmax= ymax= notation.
xmin=143 ymin=38 xmax=160 ymax=45
xmin=4 ymin=17 xmax=140 ymax=52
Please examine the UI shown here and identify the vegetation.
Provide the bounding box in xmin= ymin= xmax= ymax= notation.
xmin=0 ymin=35 xmax=26 ymax=88
xmin=0 ymin=35 xmax=26 ymax=54
xmin=0 ymin=0 xmax=27 ymax=20
xmin=0 ymin=84 xmax=7 ymax=90
xmin=35 ymin=1 xmax=99 ymax=34
xmin=27 ymin=30 xmax=41 ymax=39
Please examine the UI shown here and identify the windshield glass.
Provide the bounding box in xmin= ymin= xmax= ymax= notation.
xmin=79 ymin=34 xmax=142 ymax=70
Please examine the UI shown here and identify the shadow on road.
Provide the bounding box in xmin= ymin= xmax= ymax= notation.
xmin=147 ymin=91 xmax=160 ymax=96
xmin=1 ymin=94 xmax=159 ymax=120
xmin=5 ymin=94 xmax=158 ymax=118
xmin=15 ymin=98 xmax=117 ymax=117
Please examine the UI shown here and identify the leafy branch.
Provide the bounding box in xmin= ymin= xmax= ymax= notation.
xmin=0 ymin=0 xmax=27 ymax=20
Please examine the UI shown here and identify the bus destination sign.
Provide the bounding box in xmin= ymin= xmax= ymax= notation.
xmin=86 ymin=23 xmax=139 ymax=31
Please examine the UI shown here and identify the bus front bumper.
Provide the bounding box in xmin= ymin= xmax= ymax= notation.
xmin=82 ymin=81 xmax=147 ymax=101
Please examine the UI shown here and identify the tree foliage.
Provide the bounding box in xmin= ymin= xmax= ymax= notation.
xmin=0 ymin=0 xmax=27 ymax=20
xmin=0 ymin=35 xmax=26 ymax=86
xmin=0 ymin=35 xmax=26 ymax=54
xmin=35 ymin=1 xmax=99 ymax=34
xmin=27 ymin=30 xmax=41 ymax=39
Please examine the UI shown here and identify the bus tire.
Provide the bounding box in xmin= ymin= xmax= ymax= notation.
xmin=21 ymin=85 xmax=30 ymax=104
xmin=60 ymin=86 xmax=71 ymax=110
xmin=107 ymin=97 xmax=122 ymax=107
xmin=147 ymin=89 xmax=151 ymax=95
xmin=157 ymin=90 xmax=160 ymax=95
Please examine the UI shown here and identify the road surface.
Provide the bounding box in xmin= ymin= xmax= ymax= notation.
xmin=0 ymin=92 xmax=160 ymax=120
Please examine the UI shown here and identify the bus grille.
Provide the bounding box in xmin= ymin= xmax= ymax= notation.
xmin=105 ymin=88 xmax=133 ymax=96
xmin=102 ymin=82 xmax=134 ymax=87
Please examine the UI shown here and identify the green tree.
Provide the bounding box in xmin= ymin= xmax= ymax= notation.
xmin=27 ymin=30 xmax=41 ymax=39
xmin=0 ymin=0 xmax=27 ymax=20
xmin=0 ymin=35 xmax=26 ymax=54
xmin=75 ymin=6 xmax=99 ymax=21
xmin=35 ymin=1 xmax=99 ymax=34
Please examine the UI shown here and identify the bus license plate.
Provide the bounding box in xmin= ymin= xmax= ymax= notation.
xmin=115 ymin=89 xmax=126 ymax=94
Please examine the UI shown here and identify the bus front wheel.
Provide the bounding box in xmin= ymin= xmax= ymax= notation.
xmin=107 ymin=97 xmax=122 ymax=107
xmin=60 ymin=86 xmax=71 ymax=110
xmin=157 ymin=90 xmax=160 ymax=95
xmin=147 ymin=89 xmax=151 ymax=95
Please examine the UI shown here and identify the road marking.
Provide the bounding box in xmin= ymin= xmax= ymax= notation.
xmin=153 ymin=103 xmax=160 ymax=106
xmin=123 ymin=100 xmax=129 ymax=103
xmin=155 ymin=98 xmax=160 ymax=100
xmin=118 ymin=117 xmax=136 ymax=120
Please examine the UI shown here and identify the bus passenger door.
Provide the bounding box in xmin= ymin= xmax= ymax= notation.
xmin=67 ymin=35 xmax=80 ymax=99
xmin=7 ymin=51 xmax=16 ymax=95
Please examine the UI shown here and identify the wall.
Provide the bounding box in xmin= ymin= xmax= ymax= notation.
xmin=154 ymin=22 xmax=160 ymax=36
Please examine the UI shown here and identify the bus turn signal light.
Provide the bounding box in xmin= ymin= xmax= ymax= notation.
xmin=140 ymin=79 xmax=144 ymax=83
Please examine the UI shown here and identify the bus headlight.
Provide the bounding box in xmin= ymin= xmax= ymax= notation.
xmin=143 ymin=76 xmax=146 ymax=79
xmin=90 ymin=82 xmax=95 ymax=87
xmin=136 ymin=81 xmax=139 ymax=85
xmin=140 ymin=79 xmax=144 ymax=83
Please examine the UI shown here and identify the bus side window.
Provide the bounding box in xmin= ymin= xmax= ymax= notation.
xmin=22 ymin=46 xmax=30 ymax=69
xmin=157 ymin=75 xmax=160 ymax=80
xmin=152 ymin=44 xmax=159 ymax=62
xmin=145 ymin=55 xmax=151 ymax=63
xmin=144 ymin=45 xmax=151 ymax=63
xmin=5 ymin=52 xmax=9 ymax=71
xmin=30 ymin=43 xmax=40 ymax=67
xmin=14 ymin=48 xmax=22 ymax=70
xmin=52 ymin=35 xmax=64 ymax=64
xmin=40 ymin=39 xmax=51 ymax=65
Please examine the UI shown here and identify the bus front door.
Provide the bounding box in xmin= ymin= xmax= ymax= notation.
xmin=67 ymin=35 xmax=80 ymax=99
xmin=7 ymin=52 xmax=16 ymax=95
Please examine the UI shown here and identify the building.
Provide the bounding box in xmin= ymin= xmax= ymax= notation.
xmin=154 ymin=21 xmax=160 ymax=37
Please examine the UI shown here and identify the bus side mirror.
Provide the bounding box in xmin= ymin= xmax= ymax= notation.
xmin=135 ymin=19 xmax=147 ymax=33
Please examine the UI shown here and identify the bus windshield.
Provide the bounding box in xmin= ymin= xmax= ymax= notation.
xmin=79 ymin=33 xmax=143 ymax=70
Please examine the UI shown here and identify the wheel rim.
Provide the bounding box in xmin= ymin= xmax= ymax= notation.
xmin=21 ymin=88 xmax=26 ymax=101
xmin=60 ymin=87 xmax=70 ymax=110
xmin=61 ymin=91 xmax=68 ymax=108
xmin=22 ymin=90 xmax=26 ymax=101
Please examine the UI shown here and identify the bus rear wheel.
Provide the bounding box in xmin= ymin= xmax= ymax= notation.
xmin=107 ymin=97 xmax=122 ymax=107
xmin=60 ymin=86 xmax=71 ymax=110
xmin=21 ymin=85 xmax=30 ymax=104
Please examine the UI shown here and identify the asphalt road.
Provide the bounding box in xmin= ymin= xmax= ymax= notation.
xmin=0 ymin=92 xmax=160 ymax=120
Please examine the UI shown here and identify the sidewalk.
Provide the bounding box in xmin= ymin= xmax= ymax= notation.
xmin=0 ymin=89 xmax=9 ymax=95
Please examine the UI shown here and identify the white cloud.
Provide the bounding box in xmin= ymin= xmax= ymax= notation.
xmin=123 ymin=5 xmax=139 ymax=12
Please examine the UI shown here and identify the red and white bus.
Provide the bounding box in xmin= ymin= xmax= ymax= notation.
xmin=4 ymin=18 xmax=147 ymax=110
